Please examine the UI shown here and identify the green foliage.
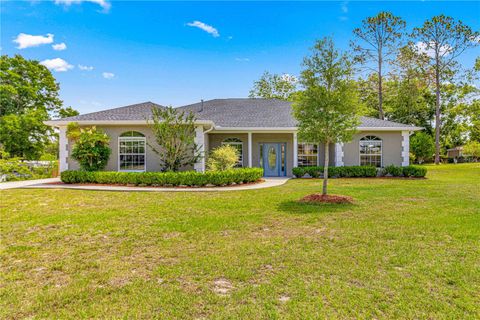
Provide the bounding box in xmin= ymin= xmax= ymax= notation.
xmin=294 ymin=37 xmax=361 ymax=194
xmin=463 ymin=141 xmax=480 ymax=160
xmin=402 ymin=165 xmax=427 ymax=177
xmin=0 ymin=109 xmax=51 ymax=159
xmin=0 ymin=55 xmax=63 ymax=159
xmin=61 ymin=168 xmax=263 ymax=187
xmin=70 ymin=126 xmax=111 ymax=171
xmin=292 ymin=166 xmax=378 ymax=178
xmin=147 ymin=106 xmax=200 ymax=172
xmin=411 ymin=132 xmax=435 ymax=164
xmin=249 ymin=71 xmax=298 ymax=101
xmin=351 ymin=11 xmax=406 ymax=119
xmin=384 ymin=164 xmax=404 ymax=176
xmin=207 ymin=145 xmax=239 ymax=171
xmin=0 ymin=158 xmax=57 ymax=181
xmin=59 ymin=106 xmax=80 ymax=118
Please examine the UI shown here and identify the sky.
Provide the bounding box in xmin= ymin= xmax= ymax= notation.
xmin=1 ymin=0 xmax=479 ymax=114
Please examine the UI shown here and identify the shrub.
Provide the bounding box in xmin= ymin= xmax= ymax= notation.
xmin=207 ymin=145 xmax=239 ymax=171
xmin=0 ymin=158 xmax=57 ymax=181
xmin=292 ymin=166 xmax=377 ymax=178
xmin=61 ymin=168 xmax=263 ymax=187
xmin=410 ymin=132 xmax=435 ymax=164
xmin=69 ymin=125 xmax=111 ymax=171
xmin=384 ymin=164 xmax=404 ymax=177
xmin=402 ymin=165 xmax=427 ymax=178
xmin=463 ymin=141 xmax=480 ymax=161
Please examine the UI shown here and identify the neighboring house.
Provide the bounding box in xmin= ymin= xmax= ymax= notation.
xmin=46 ymin=99 xmax=422 ymax=177
xmin=447 ymin=146 xmax=463 ymax=159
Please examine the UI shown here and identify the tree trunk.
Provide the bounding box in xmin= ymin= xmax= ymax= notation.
xmin=378 ymin=51 xmax=385 ymax=120
xmin=434 ymin=59 xmax=441 ymax=165
xmin=322 ymin=142 xmax=329 ymax=195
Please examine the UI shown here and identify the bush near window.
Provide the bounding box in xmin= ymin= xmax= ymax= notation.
xmin=68 ymin=125 xmax=111 ymax=171
xmin=292 ymin=166 xmax=377 ymax=178
xmin=207 ymin=145 xmax=239 ymax=171
xmin=292 ymin=165 xmax=427 ymax=178
xmin=61 ymin=168 xmax=263 ymax=187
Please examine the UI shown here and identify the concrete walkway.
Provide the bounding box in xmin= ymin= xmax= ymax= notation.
xmin=19 ymin=177 xmax=289 ymax=192
xmin=0 ymin=178 xmax=61 ymax=190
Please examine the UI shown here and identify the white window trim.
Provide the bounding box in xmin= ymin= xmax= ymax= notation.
xmin=118 ymin=136 xmax=147 ymax=172
xmin=222 ymin=140 xmax=244 ymax=167
xmin=359 ymin=137 xmax=383 ymax=167
xmin=297 ymin=142 xmax=319 ymax=167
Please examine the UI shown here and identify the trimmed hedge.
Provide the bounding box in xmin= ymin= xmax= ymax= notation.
xmin=61 ymin=168 xmax=264 ymax=187
xmin=292 ymin=165 xmax=427 ymax=178
xmin=293 ymin=166 xmax=377 ymax=178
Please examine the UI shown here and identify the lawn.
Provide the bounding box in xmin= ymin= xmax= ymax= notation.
xmin=1 ymin=164 xmax=479 ymax=319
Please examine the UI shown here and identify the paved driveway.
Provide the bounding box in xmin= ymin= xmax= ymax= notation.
xmin=0 ymin=178 xmax=61 ymax=190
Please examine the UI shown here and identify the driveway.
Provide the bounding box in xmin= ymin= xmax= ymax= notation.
xmin=0 ymin=178 xmax=61 ymax=190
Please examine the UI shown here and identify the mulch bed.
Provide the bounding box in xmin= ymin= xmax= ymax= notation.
xmin=44 ymin=179 xmax=265 ymax=189
xmin=299 ymin=193 xmax=354 ymax=204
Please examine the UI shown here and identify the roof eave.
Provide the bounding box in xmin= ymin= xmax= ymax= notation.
xmin=44 ymin=119 xmax=215 ymax=127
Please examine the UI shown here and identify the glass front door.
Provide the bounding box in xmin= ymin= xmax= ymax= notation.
xmin=261 ymin=143 xmax=286 ymax=177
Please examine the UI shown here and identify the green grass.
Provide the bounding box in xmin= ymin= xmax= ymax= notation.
xmin=1 ymin=164 xmax=479 ymax=319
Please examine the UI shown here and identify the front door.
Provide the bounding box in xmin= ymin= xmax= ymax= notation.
xmin=262 ymin=143 xmax=286 ymax=177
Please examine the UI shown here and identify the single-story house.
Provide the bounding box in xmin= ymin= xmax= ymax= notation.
xmin=447 ymin=146 xmax=463 ymax=159
xmin=46 ymin=98 xmax=422 ymax=177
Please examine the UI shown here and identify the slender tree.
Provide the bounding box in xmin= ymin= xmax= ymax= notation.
xmin=412 ymin=15 xmax=479 ymax=164
xmin=147 ymin=107 xmax=200 ymax=172
xmin=293 ymin=37 xmax=360 ymax=195
xmin=351 ymin=12 xmax=406 ymax=120
xmin=249 ymin=71 xmax=298 ymax=101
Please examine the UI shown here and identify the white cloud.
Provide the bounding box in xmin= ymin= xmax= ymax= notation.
xmin=415 ymin=41 xmax=452 ymax=58
xmin=54 ymin=0 xmax=111 ymax=11
xmin=235 ymin=57 xmax=250 ymax=62
xmin=52 ymin=42 xmax=67 ymax=51
xmin=186 ymin=21 xmax=219 ymax=37
xmin=40 ymin=58 xmax=74 ymax=72
xmin=341 ymin=1 xmax=349 ymax=13
xmin=102 ymin=72 xmax=115 ymax=79
xmin=14 ymin=33 xmax=54 ymax=49
xmin=78 ymin=64 xmax=94 ymax=71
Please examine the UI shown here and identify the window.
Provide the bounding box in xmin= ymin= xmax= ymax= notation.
xmin=359 ymin=136 xmax=382 ymax=167
xmin=298 ymin=143 xmax=318 ymax=167
xmin=222 ymin=138 xmax=243 ymax=167
xmin=119 ymin=131 xmax=146 ymax=171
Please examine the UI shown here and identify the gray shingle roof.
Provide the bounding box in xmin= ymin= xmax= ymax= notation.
xmin=59 ymin=101 xmax=164 ymax=121
xmin=52 ymin=98 xmax=420 ymax=129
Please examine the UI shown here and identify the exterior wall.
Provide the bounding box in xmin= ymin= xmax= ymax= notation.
xmin=317 ymin=143 xmax=336 ymax=167
xmin=67 ymin=125 xmax=193 ymax=172
xmin=343 ymin=131 xmax=403 ymax=167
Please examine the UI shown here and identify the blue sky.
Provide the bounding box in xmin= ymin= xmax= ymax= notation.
xmin=1 ymin=1 xmax=479 ymax=114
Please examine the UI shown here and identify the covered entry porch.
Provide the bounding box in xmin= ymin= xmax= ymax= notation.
xmin=206 ymin=131 xmax=295 ymax=176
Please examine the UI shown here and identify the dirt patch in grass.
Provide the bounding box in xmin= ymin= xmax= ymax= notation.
xmin=299 ymin=193 xmax=353 ymax=204
xmin=213 ymin=278 xmax=234 ymax=295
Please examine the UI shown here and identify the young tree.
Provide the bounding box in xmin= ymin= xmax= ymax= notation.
xmin=207 ymin=145 xmax=239 ymax=171
xmin=410 ymin=132 xmax=435 ymax=164
xmin=463 ymin=141 xmax=480 ymax=161
xmin=147 ymin=107 xmax=200 ymax=172
xmin=351 ymin=12 xmax=406 ymax=120
xmin=249 ymin=71 xmax=298 ymax=101
xmin=293 ymin=37 xmax=361 ymax=195
xmin=412 ymin=15 xmax=479 ymax=164
xmin=67 ymin=125 xmax=111 ymax=171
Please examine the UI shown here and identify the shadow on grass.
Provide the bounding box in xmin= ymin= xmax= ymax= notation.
xmin=277 ymin=199 xmax=356 ymax=215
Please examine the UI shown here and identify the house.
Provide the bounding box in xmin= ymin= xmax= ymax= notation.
xmin=447 ymin=146 xmax=463 ymax=159
xmin=46 ymin=99 xmax=422 ymax=177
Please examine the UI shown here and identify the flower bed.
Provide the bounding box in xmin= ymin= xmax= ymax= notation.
xmin=60 ymin=168 xmax=264 ymax=187
xmin=292 ymin=165 xmax=427 ymax=178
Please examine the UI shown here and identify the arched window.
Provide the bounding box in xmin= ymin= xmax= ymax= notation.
xmin=222 ymin=138 xmax=243 ymax=167
xmin=359 ymin=136 xmax=382 ymax=167
xmin=119 ymin=131 xmax=146 ymax=171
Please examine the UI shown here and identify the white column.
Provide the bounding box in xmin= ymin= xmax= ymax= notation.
xmin=194 ymin=126 xmax=205 ymax=172
xmin=401 ymin=131 xmax=410 ymax=167
xmin=293 ymin=132 xmax=298 ymax=167
xmin=335 ymin=143 xmax=344 ymax=167
xmin=248 ymin=132 xmax=252 ymax=167
xmin=58 ymin=126 xmax=69 ymax=172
